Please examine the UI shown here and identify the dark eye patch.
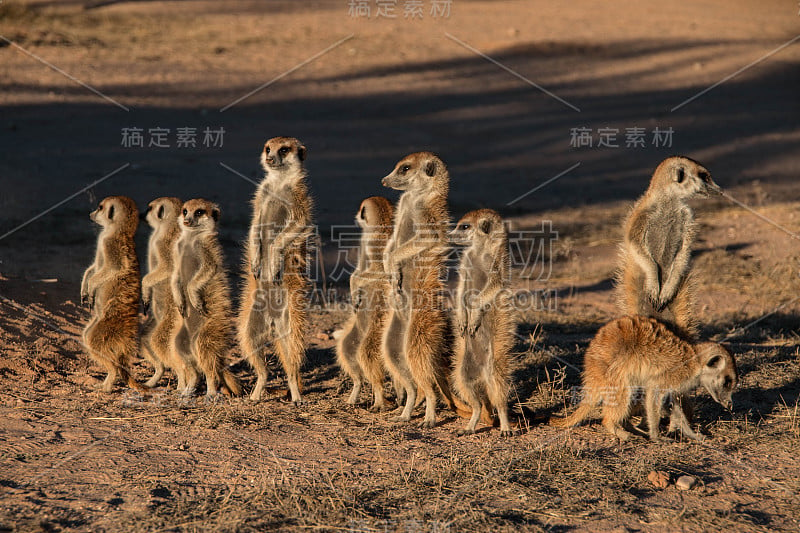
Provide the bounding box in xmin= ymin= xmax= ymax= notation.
xmin=157 ymin=205 xmax=164 ymax=219
xmin=182 ymin=209 xmax=188 ymax=216
xmin=460 ymin=224 xmax=470 ymax=230
xmin=195 ymin=209 xmax=205 ymax=217
xmin=676 ymin=167 xmax=685 ymax=183
xmin=265 ymin=146 xmax=271 ymax=154
xmin=278 ymin=146 xmax=289 ymax=155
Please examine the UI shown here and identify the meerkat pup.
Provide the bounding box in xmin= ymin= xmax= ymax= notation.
xmin=336 ymin=196 xmax=395 ymax=410
xmin=80 ymin=196 xmax=144 ymax=392
xmin=171 ymin=199 xmax=241 ymax=398
xmin=616 ymin=156 xmax=720 ymax=338
xmin=550 ymin=316 xmax=738 ymax=442
xmin=238 ymin=137 xmax=314 ymax=403
xmin=381 ymin=151 xmax=476 ymax=428
xmin=450 ymin=209 xmax=516 ymax=436
xmin=141 ymin=197 xmax=186 ymax=389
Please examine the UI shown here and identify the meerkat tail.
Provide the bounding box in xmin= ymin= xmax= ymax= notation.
xmin=549 ymin=401 xmax=595 ymax=428
xmin=220 ymin=369 xmax=242 ymax=396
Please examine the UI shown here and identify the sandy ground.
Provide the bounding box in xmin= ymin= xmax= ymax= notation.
xmin=0 ymin=0 xmax=799 ymax=531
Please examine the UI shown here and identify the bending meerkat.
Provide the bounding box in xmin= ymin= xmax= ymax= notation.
xmin=336 ymin=196 xmax=395 ymax=410
xmin=80 ymin=196 xmax=145 ymax=392
xmin=381 ymin=151 xmax=474 ymax=428
xmin=550 ymin=315 xmax=738 ymax=442
xmin=450 ymin=209 xmax=516 ymax=436
xmin=238 ymin=137 xmax=313 ymax=403
xmin=171 ymin=199 xmax=241 ymax=398
xmin=141 ymin=197 xmax=186 ymax=389
xmin=616 ymin=156 xmax=720 ymax=430
xmin=616 ymin=156 xmax=720 ymax=338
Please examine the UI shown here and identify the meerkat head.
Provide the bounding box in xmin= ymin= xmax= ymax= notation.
xmin=381 ymin=152 xmax=448 ymax=196
xmin=696 ymin=343 xmax=738 ymax=410
xmin=355 ymin=196 xmax=394 ymax=231
xmin=449 ymin=209 xmax=504 ymax=248
xmin=90 ymin=196 xmax=138 ymax=235
xmin=144 ymin=197 xmax=182 ymax=229
xmin=648 ymin=156 xmax=720 ymax=199
xmin=180 ymin=199 xmax=220 ymax=232
xmin=260 ymin=136 xmax=306 ymax=178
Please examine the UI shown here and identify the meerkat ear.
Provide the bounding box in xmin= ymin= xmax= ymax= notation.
xmin=359 ymin=205 xmax=366 ymax=220
xmin=157 ymin=205 xmax=164 ymax=219
xmin=479 ymin=218 xmax=492 ymax=234
xmin=675 ymin=166 xmax=685 ymax=183
xmin=108 ymin=204 xmax=115 ymax=220
xmin=425 ymin=159 xmax=437 ymax=177
xmin=211 ymin=207 xmax=220 ymax=222
xmin=705 ymin=354 xmax=723 ymax=369
xmin=297 ymin=145 xmax=307 ymax=161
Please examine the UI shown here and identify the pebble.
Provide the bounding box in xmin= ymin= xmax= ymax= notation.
xmin=647 ymin=470 xmax=670 ymax=489
xmin=676 ymin=475 xmax=697 ymax=491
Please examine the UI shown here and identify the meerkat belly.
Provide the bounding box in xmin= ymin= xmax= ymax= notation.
xmin=262 ymin=200 xmax=290 ymax=243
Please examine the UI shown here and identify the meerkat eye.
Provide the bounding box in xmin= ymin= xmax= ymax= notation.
xmin=107 ymin=205 xmax=115 ymax=219
xmin=182 ymin=209 xmax=188 ymax=216
xmin=195 ymin=209 xmax=205 ymax=217
xmin=676 ymin=167 xmax=685 ymax=183
xmin=157 ymin=205 xmax=164 ymax=219
xmin=460 ymin=224 xmax=470 ymax=230
xmin=400 ymin=164 xmax=410 ymax=174
xmin=359 ymin=206 xmax=366 ymax=219
xmin=278 ymin=146 xmax=289 ymax=156
xmin=698 ymin=170 xmax=711 ymax=182
xmin=265 ymin=146 xmax=270 ymax=155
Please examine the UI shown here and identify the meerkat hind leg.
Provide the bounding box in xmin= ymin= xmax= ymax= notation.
xmin=602 ymin=387 xmax=634 ymax=441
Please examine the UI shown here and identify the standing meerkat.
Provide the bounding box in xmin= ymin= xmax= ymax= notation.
xmin=141 ymin=197 xmax=186 ymax=389
xmin=336 ymin=196 xmax=394 ymax=410
xmin=616 ymin=156 xmax=720 ymax=338
xmin=450 ymin=209 xmax=516 ymax=436
xmin=171 ymin=199 xmax=241 ymax=398
xmin=616 ymin=156 xmax=720 ymax=430
xmin=238 ymin=137 xmax=313 ymax=404
xmin=550 ymin=315 xmax=738 ymax=442
xmin=80 ymin=195 xmax=145 ymax=392
xmin=381 ymin=151 xmax=474 ymax=428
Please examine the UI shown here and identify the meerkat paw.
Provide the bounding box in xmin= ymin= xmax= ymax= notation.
xmin=499 ymin=429 xmax=516 ymax=437
xmin=456 ymin=428 xmax=475 ymax=436
xmin=369 ymin=403 xmax=391 ymax=413
xmin=144 ymin=376 xmax=161 ymax=388
xmin=418 ymin=419 xmax=436 ymax=429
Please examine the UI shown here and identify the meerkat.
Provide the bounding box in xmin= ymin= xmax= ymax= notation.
xmin=238 ymin=137 xmax=314 ymax=403
xmin=171 ymin=199 xmax=242 ymax=398
xmin=450 ymin=209 xmax=516 ymax=436
xmin=336 ymin=196 xmax=395 ymax=410
xmin=140 ymin=197 xmax=186 ymax=389
xmin=80 ymin=196 xmax=145 ymax=392
xmin=381 ymin=151 xmax=480 ymax=428
xmin=616 ymin=156 xmax=719 ymax=338
xmin=550 ymin=315 xmax=738 ymax=442
xmin=615 ymin=156 xmax=720 ymax=429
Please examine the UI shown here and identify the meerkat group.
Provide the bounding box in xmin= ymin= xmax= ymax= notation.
xmin=79 ymin=147 xmax=738 ymax=442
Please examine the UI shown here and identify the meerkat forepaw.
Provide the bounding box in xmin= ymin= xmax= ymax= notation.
xmin=456 ymin=428 xmax=475 ymax=436
xmin=418 ymin=419 xmax=436 ymax=429
xmin=499 ymin=429 xmax=515 ymax=438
